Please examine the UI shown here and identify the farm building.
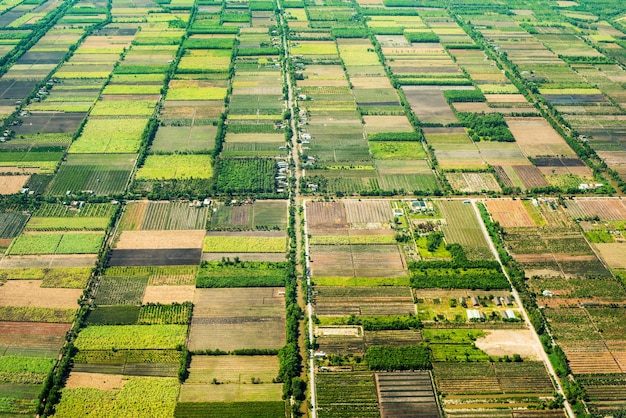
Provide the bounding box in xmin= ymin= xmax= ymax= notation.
xmin=466 ymin=309 xmax=485 ymax=321
xmin=502 ymin=310 xmax=517 ymax=320
xmin=411 ymin=200 xmax=433 ymax=212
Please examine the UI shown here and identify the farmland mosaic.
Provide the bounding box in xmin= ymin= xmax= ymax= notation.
xmin=0 ymin=0 xmax=625 ymax=416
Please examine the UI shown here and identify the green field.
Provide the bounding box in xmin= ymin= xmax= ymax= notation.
xmin=202 ymin=235 xmax=286 ymax=253
xmin=136 ymin=154 xmax=213 ymax=180
xmin=74 ymin=325 xmax=187 ymax=350
xmin=52 ymin=377 xmax=180 ymax=418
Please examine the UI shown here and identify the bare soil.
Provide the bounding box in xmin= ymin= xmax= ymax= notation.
xmin=115 ymin=230 xmax=205 ymax=249
xmin=142 ymin=285 xmax=196 ymax=304
xmin=0 ymin=280 xmax=81 ymax=309
xmin=65 ymin=372 xmax=126 ymax=390
xmin=475 ymin=330 xmax=542 ymax=360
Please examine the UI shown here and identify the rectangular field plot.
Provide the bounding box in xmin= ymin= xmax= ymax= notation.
xmin=7 ymin=232 xmax=104 ymax=255
xmin=203 ymin=231 xmax=286 ymax=253
xmin=313 ymin=286 xmax=415 ymax=316
xmin=107 ymin=249 xmax=202 ymax=267
xmin=0 ymin=322 xmax=70 ymax=356
xmin=152 ymin=124 xmax=216 ymax=153
xmin=316 ymin=371 xmax=380 ymax=418
xmin=53 ymin=376 xmax=180 ymax=418
xmin=485 ymin=199 xmax=539 ymax=228
xmin=72 ymin=349 xmax=182 ymax=377
xmin=115 ymin=230 xmax=205 ymax=250
xmin=402 ymin=86 xmax=459 ymax=125
xmin=179 ymin=356 xmax=283 ymax=405
xmin=0 ymin=280 xmax=81 ymax=309
xmin=433 ymin=362 xmax=558 ymax=413
xmin=120 ymin=201 xmax=209 ymax=231
xmin=136 ymin=154 xmax=213 ymax=180
xmin=375 ymin=371 xmax=440 ymax=418
xmin=174 ymin=402 xmax=285 ymax=418
xmin=436 ymin=200 xmax=492 ymax=260
xmin=343 ymin=199 xmax=393 ymax=225
xmin=188 ymin=288 xmax=286 ymax=352
xmin=506 ymin=117 xmax=576 ymax=158
xmin=445 ymin=172 xmax=501 ymax=193
xmin=94 ymin=276 xmax=148 ymax=306
xmin=210 ymin=200 xmax=288 ymax=230
xmin=0 ymin=212 xmax=28 ymax=238
xmin=46 ymin=153 xmax=135 ymax=196
xmin=564 ymin=198 xmax=626 ymax=221
xmin=310 ymin=244 xmax=408 ymax=278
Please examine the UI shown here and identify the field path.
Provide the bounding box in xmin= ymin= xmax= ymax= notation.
xmin=472 ymin=199 xmax=574 ymax=418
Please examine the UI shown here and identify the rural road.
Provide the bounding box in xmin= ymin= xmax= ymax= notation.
xmin=471 ymin=199 xmax=575 ymax=418
xmin=276 ymin=2 xmax=317 ymax=416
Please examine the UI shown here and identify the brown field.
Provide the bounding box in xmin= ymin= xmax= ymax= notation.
xmin=560 ymin=341 xmax=623 ymax=374
xmin=343 ymin=199 xmax=393 ymax=224
xmin=0 ymin=280 xmax=81 ymax=309
xmin=65 ymin=372 xmax=126 ymax=390
xmin=446 ymin=172 xmax=501 ymax=193
xmin=363 ymin=115 xmax=413 ymax=134
xmin=565 ymin=198 xmax=626 ymax=220
xmin=119 ymin=202 xmax=147 ymax=230
xmin=0 ymin=175 xmax=30 ymax=195
xmin=376 ymin=371 xmax=439 ymax=418
xmin=513 ymin=165 xmax=549 ymax=189
xmin=185 ymin=356 xmax=279 ymax=384
xmin=310 ymin=245 xmax=407 ymax=278
xmin=486 ymin=199 xmax=536 ymax=227
xmin=485 ymin=94 xmax=529 ymax=103
xmin=188 ymin=287 xmax=286 ymax=352
xmin=314 ymin=286 xmax=415 ymax=316
xmin=306 ymin=201 xmax=348 ymax=229
xmin=452 ymin=102 xmax=490 ymax=113
xmin=506 ymin=117 xmax=575 ymax=158
xmin=142 ymin=285 xmax=195 ymax=304
xmin=115 ymin=230 xmax=205 ymax=249
xmin=0 ymin=254 xmax=98 ymax=269
xmin=351 ymin=77 xmax=394 ymax=89
xmin=475 ymin=330 xmax=541 ymax=360
xmin=594 ymin=243 xmax=626 ymax=269
xmin=161 ymin=101 xmax=224 ymax=119
xmin=225 ymin=133 xmax=283 ymax=143
xmin=402 ymin=86 xmax=458 ymax=125
xmin=0 ymin=321 xmax=70 ymax=352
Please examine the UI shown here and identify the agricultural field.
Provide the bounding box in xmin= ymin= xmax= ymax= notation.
xmin=188 ymin=287 xmax=285 ymax=352
xmin=1 ymin=0 xmax=626 ymax=414
xmin=119 ymin=201 xmax=208 ymax=231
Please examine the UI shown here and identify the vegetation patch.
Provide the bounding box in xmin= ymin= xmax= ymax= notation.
xmin=136 ymin=155 xmax=213 ymax=180
xmin=366 ymin=345 xmax=431 ymax=370
xmin=74 ymin=325 xmax=187 ymax=350
xmin=202 ymin=235 xmax=286 ymax=253
xmin=196 ymin=260 xmax=289 ymax=288
xmin=52 ymin=377 xmax=180 ymax=418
